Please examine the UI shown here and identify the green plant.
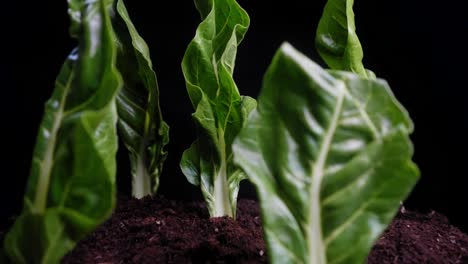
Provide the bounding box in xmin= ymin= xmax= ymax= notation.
xmin=180 ymin=0 xmax=256 ymax=218
xmin=2 ymin=0 xmax=168 ymax=262
xmin=315 ymin=0 xmax=375 ymax=78
xmin=3 ymin=0 xmax=121 ymax=262
xmin=113 ymin=0 xmax=169 ymax=199
xmin=2 ymin=0 xmax=420 ymax=263
xmin=232 ymin=1 xmax=419 ymax=263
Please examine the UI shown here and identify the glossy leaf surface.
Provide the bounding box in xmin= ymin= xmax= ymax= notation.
xmin=3 ymin=0 xmax=121 ymax=263
xmin=181 ymin=0 xmax=255 ymax=217
xmin=316 ymin=0 xmax=373 ymax=78
xmin=113 ymin=0 xmax=169 ymax=198
xmin=233 ymin=43 xmax=419 ymax=264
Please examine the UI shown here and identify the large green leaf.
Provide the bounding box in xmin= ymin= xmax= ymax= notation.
xmin=180 ymin=0 xmax=256 ymax=217
xmin=112 ymin=0 xmax=169 ymax=198
xmin=316 ymin=0 xmax=374 ymax=78
xmin=233 ymin=43 xmax=419 ymax=264
xmin=3 ymin=1 xmax=121 ymax=263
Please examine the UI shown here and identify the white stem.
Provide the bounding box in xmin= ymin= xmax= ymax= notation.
xmin=213 ymin=159 xmax=232 ymax=217
xmin=132 ymin=157 xmax=151 ymax=199
xmin=212 ymin=128 xmax=234 ymax=217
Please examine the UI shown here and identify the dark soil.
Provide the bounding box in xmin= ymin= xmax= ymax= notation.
xmin=368 ymin=208 xmax=468 ymax=264
xmin=63 ymin=196 xmax=266 ymax=264
xmin=55 ymin=196 xmax=467 ymax=263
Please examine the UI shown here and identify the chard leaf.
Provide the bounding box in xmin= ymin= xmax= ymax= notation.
xmin=181 ymin=0 xmax=255 ymax=217
xmin=113 ymin=0 xmax=169 ymax=198
xmin=3 ymin=1 xmax=121 ymax=263
xmin=233 ymin=43 xmax=419 ymax=264
xmin=316 ymin=0 xmax=371 ymax=78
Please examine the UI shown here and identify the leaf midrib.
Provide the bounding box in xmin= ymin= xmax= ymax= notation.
xmin=33 ymin=71 xmax=74 ymax=214
xmin=306 ymin=82 xmax=345 ymax=264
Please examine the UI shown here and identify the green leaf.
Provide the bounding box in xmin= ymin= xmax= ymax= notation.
xmin=316 ymin=0 xmax=370 ymax=78
xmin=3 ymin=1 xmax=121 ymax=263
xmin=181 ymin=0 xmax=255 ymax=217
xmin=233 ymin=43 xmax=419 ymax=264
xmin=194 ymin=0 xmax=213 ymax=19
xmin=112 ymin=0 xmax=169 ymax=199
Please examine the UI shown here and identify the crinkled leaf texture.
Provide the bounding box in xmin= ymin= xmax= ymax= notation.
xmin=113 ymin=0 xmax=169 ymax=199
xmin=233 ymin=43 xmax=419 ymax=264
xmin=316 ymin=0 xmax=375 ymax=78
xmin=3 ymin=0 xmax=121 ymax=263
xmin=180 ymin=0 xmax=256 ymax=217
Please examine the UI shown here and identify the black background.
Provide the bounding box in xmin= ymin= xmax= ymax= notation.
xmin=1 ymin=0 xmax=467 ymax=233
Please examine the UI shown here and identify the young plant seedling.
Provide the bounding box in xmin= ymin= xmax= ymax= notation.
xmin=233 ymin=1 xmax=420 ymax=263
xmin=113 ymin=0 xmax=169 ymax=199
xmin=3 ymin=0 xmax=122 ymax=263
xmin=180 ymin=0 xmax=256 ymax=218
xmin=315 ymin=0 xmax=375 ymax=79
